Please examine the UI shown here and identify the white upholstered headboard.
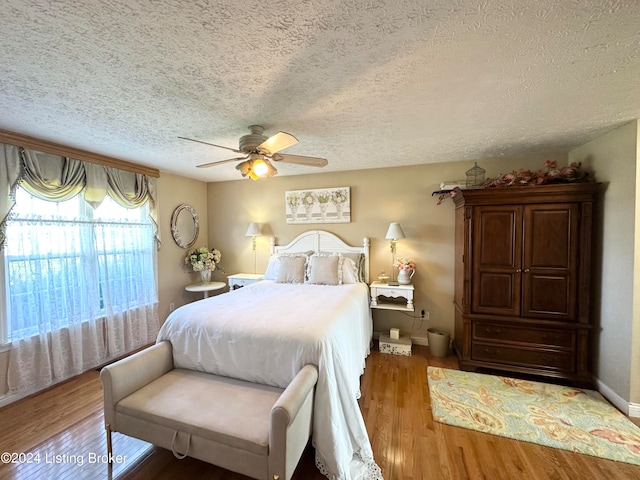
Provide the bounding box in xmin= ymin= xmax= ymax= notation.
xmin=270 ymin=230 xmax=370 ymax=283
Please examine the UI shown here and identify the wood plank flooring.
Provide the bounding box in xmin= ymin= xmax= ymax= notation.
xmin=1 ymin=344 xmax=639 ymax=480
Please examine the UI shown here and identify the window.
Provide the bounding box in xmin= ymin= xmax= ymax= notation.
xmin=2 ymin=186 xmax=157 ymax=343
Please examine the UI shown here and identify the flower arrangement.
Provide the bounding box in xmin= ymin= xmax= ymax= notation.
xmin=332 ymin=189 xmax=348 ymax=205
xmin=393 ymin=257 xmax=416 ymax=271
xmin=185 ymin=247 xmax=223 ymax=272
xmin=436 ymin=186 xmax=461 ymax=205
xmin=286 ymin=193 xmax=300 ymax=209
xmin=301 ymin=191 xmax=317 ymax=208
xmin=317 ymin=191 xmax=332 ymax=204
xmin=485 ymin=160 xmax=589 ymax=188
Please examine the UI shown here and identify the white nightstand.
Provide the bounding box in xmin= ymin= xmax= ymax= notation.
xmin=228 ymin=273 xmax=264 ymax=290
xmin=185 ymin=281 xmax=226 ymax=299
xmin=370 ymin=281 xmax=414 ymax=311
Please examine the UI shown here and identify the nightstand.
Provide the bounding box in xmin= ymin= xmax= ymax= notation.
xmin=228 ymin=273 xmax=264 ymax=290
xmin=370 ymin=281 xmax=414 ymax=311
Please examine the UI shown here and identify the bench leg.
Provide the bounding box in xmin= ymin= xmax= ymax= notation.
xmin=105 ymin=423 xmax=113 ymax=460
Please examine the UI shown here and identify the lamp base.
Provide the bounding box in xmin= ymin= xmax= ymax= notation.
xmin=388 ymin=281 xmax=399 ymax=286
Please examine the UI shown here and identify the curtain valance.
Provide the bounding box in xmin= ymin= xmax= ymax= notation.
xmin=0 ymin=143 xmax=160 ymax=247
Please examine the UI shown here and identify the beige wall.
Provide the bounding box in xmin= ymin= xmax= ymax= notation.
xmin=206 ymin=155 xmax=555 ymax=343
xmin=569 ymin=120 xmax=640 ymax=405
xmin=156 ymin=172 xmax=210 ymax=321
xmin=635 ymin=123 xmax=640 ymax=406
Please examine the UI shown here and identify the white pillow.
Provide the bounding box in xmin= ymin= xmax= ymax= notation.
xmin=306 ymin=253 xmax=344 ymax=285
xmin=341 ymin=257 xmax=358 ymax=284
xmin=275 ymin=255 xmax=307 ymax=284
xmin=264 ymin=252 xmax=312 ymax=280
xmin=263 ymin=255 xmax=280 ymax=280
xmin=320 ymin=251 xmax=365 ymax=282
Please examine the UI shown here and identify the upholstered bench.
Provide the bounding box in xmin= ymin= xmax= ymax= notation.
xmin=100 ymin=341 xmax=317 ymax=480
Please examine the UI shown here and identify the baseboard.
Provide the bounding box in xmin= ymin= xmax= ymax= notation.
xmin=593 ymin=376 xmax=631 ymax=416
xmin=0 ymin=389 xmax=33 ymax=409
xmin=629 ymin=403 xmax=640 ymax=418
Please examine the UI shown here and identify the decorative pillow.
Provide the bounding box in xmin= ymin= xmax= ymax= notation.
xmin=320 ymin=251 xmax=365 ymax=283
xmin=306 ymin=253 xmax=344 ymax=285
xmin=264 ymin=252 xmax=313 ymax=280
xmin=341 ymin=257 xmax=358 ymax=284
xmin=275 ymin=255 xmax=307 ymax=284
xmin=353 ymin=253 xmax=366 ymax=283
xmin=263 ymin=255 xmax=280 ymax=280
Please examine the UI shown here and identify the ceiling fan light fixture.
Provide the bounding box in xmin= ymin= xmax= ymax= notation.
xmin=236 ymin=160 xmax=253 ymax=177
xmin=252 ymin=158 xmax=269 ymax=176
xmin=249 ymin=155 xmax=277 ymax=179
xmin=263 ymin=159 xmax=278 ymax=178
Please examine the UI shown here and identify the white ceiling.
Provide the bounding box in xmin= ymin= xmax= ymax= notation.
xmin=1 ymin=0 xmax=639 ymax=182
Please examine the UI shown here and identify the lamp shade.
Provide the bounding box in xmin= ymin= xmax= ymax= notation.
xmin=245 ymin=222 xmax=262 ymax=237
xmin=385 ymin=222 xmax=405 ymax=240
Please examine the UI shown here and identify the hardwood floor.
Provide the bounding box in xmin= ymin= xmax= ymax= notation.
xmin=1 ymin=344 xmax=639 ymax=480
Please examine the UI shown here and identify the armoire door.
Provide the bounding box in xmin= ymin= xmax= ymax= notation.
xmin=471 ymin=205 xmax=523 ymax=316
xmin=521 ymin=203 xmax=579 ymax=320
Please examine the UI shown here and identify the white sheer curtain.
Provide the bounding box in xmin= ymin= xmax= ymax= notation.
xmin=0 ymin=144 xmax=160 ymax=398
xmin=6 ymin=199 xmax=105 ymax=389
xmin=94 ymin=210 xmax=159 ymax=358
xmin=5 ymin=191 xmax=159 ymax=395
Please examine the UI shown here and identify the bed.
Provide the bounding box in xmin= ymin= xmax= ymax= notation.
xmin=157 ymin=230 xmax=382 ymax=480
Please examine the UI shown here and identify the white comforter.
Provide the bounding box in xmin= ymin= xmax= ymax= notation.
xmin=157 ymin=280 xmax=382 ymax=480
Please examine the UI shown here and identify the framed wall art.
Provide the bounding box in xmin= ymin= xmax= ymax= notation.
xmin=285 ymin=187 xmax=350 ymax=224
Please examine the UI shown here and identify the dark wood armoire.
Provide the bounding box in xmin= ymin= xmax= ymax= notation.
xmin=452 ymin=183 xmax=599 ymax=385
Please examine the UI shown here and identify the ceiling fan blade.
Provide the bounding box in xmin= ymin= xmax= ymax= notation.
xmin=179 ymin=136 xmax=243 ymax=154
xmin=271 ymin=153 xmax=328 ymax=167
xmin=257 ymin=131 xmax=298 ymax=155
xmin=196 ymin=156 xmax=247 ymax=168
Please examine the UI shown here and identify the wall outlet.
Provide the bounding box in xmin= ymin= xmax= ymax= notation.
xmin=169 ymin=302 xmax=175 ymax=312
xmin=421 ymin=309 xmax=425 ymax=318
xmin=421 ymin=310 xmax=430 ymax=320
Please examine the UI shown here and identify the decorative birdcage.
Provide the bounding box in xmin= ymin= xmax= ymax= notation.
xmin=466 ymin=162 xmax=486 ymax=188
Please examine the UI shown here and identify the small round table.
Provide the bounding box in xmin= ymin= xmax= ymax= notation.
xmin=184 ymin=281 xmax=226 ymax=299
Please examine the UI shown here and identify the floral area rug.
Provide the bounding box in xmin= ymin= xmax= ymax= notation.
xmin=427 ymin=367 xmax=640 ymax=465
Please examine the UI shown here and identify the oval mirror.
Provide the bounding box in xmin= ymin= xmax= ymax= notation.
xmin=171 ymin=204 xmax=199 ymax=249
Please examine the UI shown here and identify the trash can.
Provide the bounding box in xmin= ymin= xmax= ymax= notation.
xmin=427 ymin=328 xmax=450 ymax=357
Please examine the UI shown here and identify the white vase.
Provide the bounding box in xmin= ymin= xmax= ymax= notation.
xmin=397 ymin=269 xmax=415 ymax=285
xmin=304 ymin=205 xmax=313 ymax=221
xmin=319 ymin=203 xmax=329 ymax=220
xmin=200 ymin=269 xmax=211 ymax=284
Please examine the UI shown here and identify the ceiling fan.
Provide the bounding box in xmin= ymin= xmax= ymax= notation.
xmin=179 ymin=125 xmax=328 ymax=180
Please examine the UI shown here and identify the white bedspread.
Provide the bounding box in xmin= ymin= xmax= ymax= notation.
xmin=157 ymin=280 xmax=382 ymax=480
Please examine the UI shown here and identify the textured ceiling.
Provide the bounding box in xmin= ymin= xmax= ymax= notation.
xmin=1 ymin=0 xmax=639 ymax=182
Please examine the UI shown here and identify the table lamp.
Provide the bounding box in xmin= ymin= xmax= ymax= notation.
xmin=385 ymin=222 xmax=405 ymax=286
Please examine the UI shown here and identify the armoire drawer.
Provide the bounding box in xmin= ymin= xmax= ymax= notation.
xmin=471 ymin=343 xmax=575 ymax=373
xmin=473 ymin=322 xmax=575 ymax=349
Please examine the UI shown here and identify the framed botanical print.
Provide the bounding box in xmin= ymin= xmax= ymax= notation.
xmin=285 ymin=187 xmax=350 ymax=224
